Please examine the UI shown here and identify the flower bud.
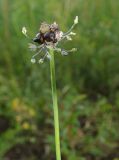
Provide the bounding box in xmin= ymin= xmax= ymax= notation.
xmin=39 ymin=59 xmax=44 ymax=64
xmin=22 ymin=27 xmax=27 ymax=37
xmin=61 ymin=50 xmax=68 ymax=56
xmin=74 ymin=16 xmax=78 ymax=24
xmin=66 ymin=36 xmax=72 ymax=41
xmin=71 ymin=48 xmax=77 ymax=52
xmin=31 ymin=58 xmax=36 ymax=63
xmin=70 ymin=32 xmax=76 ymax=36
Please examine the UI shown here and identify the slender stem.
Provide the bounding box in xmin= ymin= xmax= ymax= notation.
xmin=63 ymin=23 xmax=75 ymax=36
xmin=49 ymin=49 xmax=61 ymax=160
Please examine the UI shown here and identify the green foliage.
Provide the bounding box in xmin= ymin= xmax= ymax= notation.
xmin=0 ymin=0 xmax=119 ymax=159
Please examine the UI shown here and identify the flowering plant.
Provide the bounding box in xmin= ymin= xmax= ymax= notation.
xmin=22 ymin=16 xmax=78 ymax=160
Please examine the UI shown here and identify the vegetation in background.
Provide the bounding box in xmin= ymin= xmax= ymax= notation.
xmin=0 ymin=0 xmax=119 ymax=160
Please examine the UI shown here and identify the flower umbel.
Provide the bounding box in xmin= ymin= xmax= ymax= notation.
xmin=22 ymin=16 xmax=78 ymax=63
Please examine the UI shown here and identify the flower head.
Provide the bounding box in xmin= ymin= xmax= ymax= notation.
xmin=22 ymin=16 xmax=78 ymax=63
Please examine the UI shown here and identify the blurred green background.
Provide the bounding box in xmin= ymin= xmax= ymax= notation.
xmin=0 ymin=0 xmax=119 ymax=160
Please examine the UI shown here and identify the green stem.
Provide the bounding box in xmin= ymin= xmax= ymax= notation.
xmin=50 ymin=49 xmax=61 ymax=160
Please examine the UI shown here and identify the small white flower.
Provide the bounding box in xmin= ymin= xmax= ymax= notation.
xmin=70 ymin=32 xmax=76 ymax=36
xmin=39 ymin=59 xmax=44 ymax=64
xmin=31 ymin=58 xmax=36 ymax=63
xmin=74 ymin=16 xmax=78 ymax=24
xmin=66 ymin=35 xmax=72 ymax=41
xmin=22 ymin=27 xmax=27 ymax=37
xmin=71 ymin=48 xmax=77 ymax=52
xmin=61 ymin=50 xmax=68 ymax=56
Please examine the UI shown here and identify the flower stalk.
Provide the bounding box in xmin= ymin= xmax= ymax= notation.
xmin=49 ymin=48 xmax=61 ymax=160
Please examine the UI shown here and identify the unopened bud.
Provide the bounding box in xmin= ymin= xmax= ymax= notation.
xmin=31 ymin=58 xmax=36 ymax=63
xmin=66 ymin=36 xmax=72 ymax=41
xmin=39 ymin=59 xmax=44 ymax=64
xmin=74 ymin=16 xmax=78 ymax=24
xmin=71 ymin=48 xmax=77 ymax=52
xmin=70 ymin=32 xmax=76 ymax=36
xmin=22 ymin=27 xmax=27 ymax=37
